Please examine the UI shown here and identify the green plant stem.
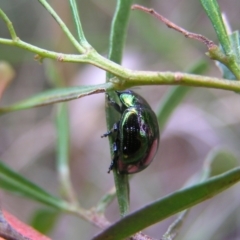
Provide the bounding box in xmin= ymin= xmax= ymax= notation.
xmin=0 ymin=5 xmax=240 ymax=93
xmin=132 ymin=4 xmax=240 ymax=80
xmin=37 ymin=0 xmax=86 ymax=53
xmin=96 ymin=187 xmax=116 ymax=214
xmin=0 ymin=37 xmax=90 ymax=61
xmin=0 ymin=9 xmax=17 ymax=40
xmin=69 ymin=0 xmax=91 ymax=48
xmin=162 ymin=210 xmax=188 ymax=240
xmin=1 ymin=37 xmax=240 ymax=92
xmin=2 ymin=4 xmax=240 ymax=85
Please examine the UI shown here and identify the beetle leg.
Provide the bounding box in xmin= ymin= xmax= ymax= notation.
xmin=101 ymin=122 xmax=119 ymax=138
xmin=108 ymin=140 xmax=119 ymax=173
xmin=106 ymin=94 xmax=121 ymax=113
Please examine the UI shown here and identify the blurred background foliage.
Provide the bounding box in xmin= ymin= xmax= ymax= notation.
xmin=0 ymin=0 xmax=240 ymax=239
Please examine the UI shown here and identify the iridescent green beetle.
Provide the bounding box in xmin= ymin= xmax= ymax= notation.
xmin=102 ymin=90 xmax=159 ymax=174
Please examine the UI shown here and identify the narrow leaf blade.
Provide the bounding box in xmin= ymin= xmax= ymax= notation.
xmin=200 ymin=0 xmax=231 ymax=54
xmin=93 ymin=167 xmax=240 ymax=240
xmin=0 ymin=161 xmax=67 ymax=210
xmin=0 ymin=83 xmax=111 ymax=115
xmin=106 ymin=0 xmax=133 ymax=217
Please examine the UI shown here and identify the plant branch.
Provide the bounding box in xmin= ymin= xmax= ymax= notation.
xmin=96 ymin=187 xmax=116 ymax=214
xmin=1 ymin=37 xmax=240 ymax=92
xmin=1 ymin=6 xmax=240 ymax=92
xmin=131 ymin=4 xmax=240 ymax=80
xmin=0 ymin=37 xmax=90 ymax=62
xmin=67 ymin=207 xmax=111 ymax=230
xmin=131 ymin=5 xmax=215 ymax=48
xmin=0 ymin=8 xmax=17 ymax=40
xmin=161 ymin=211 xmax=189 ymax=240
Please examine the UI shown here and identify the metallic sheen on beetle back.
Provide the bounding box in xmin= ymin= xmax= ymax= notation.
xmin=101 ymin=90 xmax=160 ymax=174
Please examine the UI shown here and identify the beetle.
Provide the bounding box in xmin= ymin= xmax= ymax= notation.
xmin=101 ymin=90 xmax=159 ymax=174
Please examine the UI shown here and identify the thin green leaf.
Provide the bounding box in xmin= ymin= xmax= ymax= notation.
xmin=112 ymin=171 xmax=129 ymax=217
xmin=200 ymin=0 xmax=240 ymax=79
xmin=96 ymin=187 xmax=116 ymax=214
xmin=69 ymin=0 xmax=90 ymax=48
xmin=105 ymin=0 xmax=133 ymax=217
xmin=162 ymin=148 xmax=239 ymax=239
xmin=230 ymin=31 xmax=240 ymax=65
xmin=0 ymin=161 xmax=68 ymax=210
xmin=0 ymin=83 xmax=112 ymax=115
xmin=216 ymin=31 xmax=240 ymax=80
xmin=92 ymin=167 xmax=240 ymax=240
xmin=200 ymin=0 xmax=231 ymax=54
xmin=107 ymin=0 xmax=133 ymax=78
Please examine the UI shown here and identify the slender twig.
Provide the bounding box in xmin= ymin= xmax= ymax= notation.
xmin=0 ymin=37 xmax=90 ymax=62
xmin=131 ymin=4 xmax=216 ymax=49
xmin=1 ymin=36 xmax=240 ymax=92
xmin=96 ymin=187 xmax=116 ymax=213
xmin=131 ymin=4 xmax=240 ymax=80
xmin=70 ymin=208 xmax=111 ymax=229
xmin=131 ymin=232 xmax=156 ymax=240
xmin=0 ymin=8 xmax=17 ymax=40
xmin=161 ymin=210 xmax=189 ymax=240
xmin=1 ymin=7 xmax=240 ymax=92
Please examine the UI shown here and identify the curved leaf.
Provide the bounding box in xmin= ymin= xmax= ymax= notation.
xmin=0 ymin=161 xmax=68 ymax=210
xmin=0 ymin=83 xmax=112 ymax=115
xmin=92 ymin=167 xmax=240 ymax=240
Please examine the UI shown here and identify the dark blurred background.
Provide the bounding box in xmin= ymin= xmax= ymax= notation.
xmin=0 ymin=0 xmax=240 ymax=239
